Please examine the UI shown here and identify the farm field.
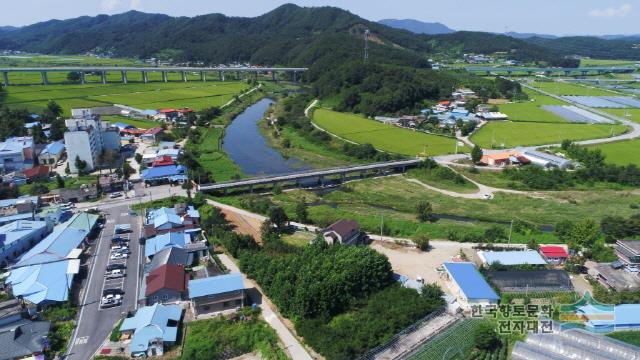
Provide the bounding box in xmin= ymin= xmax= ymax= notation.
xmin=313 ymin=108 xmax=464 ymax=156
xmin=601 ymin=108 xmax=640 ymax=123
xmin=529 ymin=81 xmax=615 ymax=96
xmin=498 ymin=91 xmax=569 ymax=123
xmin=580 ymin=59 xmax=640 ymax=67
xmin=0 ymin=81 xmax=249 ymax=116
xmin=588 ymin=140 xmax=640 ymax=166
xmin=100 ymin=115 xmax=158 ymax=129
xmin=407 ymin=320 xmax=486 ymax=360
xmin=471 ymin=121 xmax=628 ymax=148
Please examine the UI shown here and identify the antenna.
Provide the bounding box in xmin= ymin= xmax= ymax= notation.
xmin=364 ymin=29 xmax=370 ymax=64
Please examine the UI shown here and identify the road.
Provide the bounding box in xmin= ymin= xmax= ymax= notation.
xmin=66 ymin=203 xmax=143 ymax=360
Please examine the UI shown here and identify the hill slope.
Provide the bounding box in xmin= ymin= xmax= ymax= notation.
xmin=378 ymin=19 xmax=454 ymax=35
xmin=0 ymin=4 xmax=572 ymax=69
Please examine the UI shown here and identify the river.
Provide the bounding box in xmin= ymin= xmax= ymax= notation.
xmin=222 ymin=98 xmax=312 ymax=176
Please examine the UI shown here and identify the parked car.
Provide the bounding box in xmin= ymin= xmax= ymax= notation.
xmin=103 ymin=288 xmax=125 ymax=296
xmin=114 ymin=248 xmax=131 ymax=255
xmin=111 ymin=244 xmax=129 ymax=250
xmin=101 ymin=294 xmax=122 ymax=308
xmin=110 ymin=253 xmax=129 ymax=260
xmin=106 ymin=269 xmax=125 ymax=278
xmin=106 ymin=263 xmax=126 ymax=271
xmin=112 ymin=236 xmax=128 ymax=243
xmin=109 ymin=192 xmax=123 ymax=199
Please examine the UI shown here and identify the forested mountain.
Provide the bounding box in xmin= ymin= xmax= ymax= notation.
xmin=525 ymin=36 xmax=640 ymax=60
xmin=378 ymin=19 xmax=454 ymax=35
xmin=0 ymin=4 xmax=571 ymax=68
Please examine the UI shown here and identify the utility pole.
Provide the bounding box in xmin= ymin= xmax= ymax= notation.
xmin=364 ymin=29 xmax=370 ymax=64
xmin=508 ymin=219 xmax=514 ymax=244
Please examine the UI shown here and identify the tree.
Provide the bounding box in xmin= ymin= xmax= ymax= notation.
xmin=260 ymin=219 xmax=280 ymax=243
xmin=474 ymin=322 xmax=499 ymax=350
xmin=66 ymin=72 xmax=80 ymax=82
xmin=282 ymin=138 xmax=291 ymax=148
xmin=268 ymin=206 xmax=288 ymax=230
xmin=74 ymin=155 xmax=87 ymax=174
xmin=56 ymin=174 xmax=65 ymax=189
xmin=49 ymin=118 xmax=66 ymax=141
xmin=30 ymin=183 xmax=49 ymax=195
xmin=64 ymin=162 xmax=70 ymax=175
xmin=527 ymin=238 xmax=539 ymax=250
xmin=134 ymin=153 xmax=143 ymax=164
xmin=295 ymin=198 xmax=308 ymax=223
xmin=570 ymin=219 xmax=600 ymax=250
xmin=414 ymin=234 xmax=430 ymax=251
xmin=415 ymin=201 xmax=433 ymax=222
xmin=121 ymin=162 xmax=135 ymax=180
xmin=471 ymin=145 xmax=483 ymax=164
xmin=45 ymin=100 xmax=63 ymax=120
xmin=420 ymin=283 xmax=443 ymax=300
xmin=555 ymin=220 xmax=574 ymax=243
xmin=484 ymin=225 xmax=507 ymax=243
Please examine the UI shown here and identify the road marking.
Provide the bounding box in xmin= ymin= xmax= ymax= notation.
xmin=75 ymin=336 xmax=89 ymax=345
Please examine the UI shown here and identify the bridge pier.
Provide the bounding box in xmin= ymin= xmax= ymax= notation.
xmin=564 ymin=70 xmax=571 ymax=76
xmin=272 ymin=72 xmax=276 ymax=82
xmin=2 ymin=72 xmax=8 ymax=86
xmin=101 ymin=71 xmax=107 ymax=84
xmin=506 ymin=70 xmax=512 ymax=76
xmin=200 ymin=71 xmax=206 ymax=82
xmin=40 ymin=71 xmax=48 ymax=85
xmin=162 ymin=71 xmax=168 ymax=82
xmin=254 ymin=71 xmax=259 ymax=82
xmin=219 ymin=71 xmax=225 ymax=81
xmin=181 ymin=71 xmax=187 ymax=82
xmin=292 ymin=71 xmax=297 ymax=82
xmin=486 ymin=71 xmax=490 ymax=76
xmin=236 ymin=71 xmax=241 ymax=81
xmin=142 ymin=71 xmax=148 ymax=83
xmin=249 ymin=184 xmax=253 ymax=193
xmin=527 ymin=71 xmax=533 ymax=76
xmin=581 ymin=70 xmax=588 ymax=76
xmin=121 ymin=71 xmax=128 ymax=84
xmin=80 ymin=71 xmax=86 ymax=84
xmin=319 ymin=176 xmax=324 ymax=186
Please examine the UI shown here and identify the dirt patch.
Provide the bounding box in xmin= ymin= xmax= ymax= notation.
xmin=221 ymin=208 xmax=264 ymax=243
xmin=488 ymin=98 xmax=510 ymax=105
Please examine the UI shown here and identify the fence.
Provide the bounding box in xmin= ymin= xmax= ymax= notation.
xmin=357 ymin=308 xmax=458 ymax=360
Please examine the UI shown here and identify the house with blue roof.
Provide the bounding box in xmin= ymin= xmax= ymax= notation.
xmin=578 ymin=304 xmax=640 ymax=332
xmin=0 ymin=220 xmax=51 ymax=266
xmin=141 ymin=165 xmax=187 ymax=185
xmin=120 ymin=303 xmax=182 ymax=357
xmin=38 ymin=141 xmax=65 ymax=166
xmin=144 ymin=232 xmax=192 ymax=258
xmin=443 ymin=262 xmax=499 ymax=310
xmin=144 ymin=204 xmax=200 ymax=238
xmin=188 ymin=273 xmax=245 ymax=316
xmin=5 ymin=212 xmax=97 ymax=305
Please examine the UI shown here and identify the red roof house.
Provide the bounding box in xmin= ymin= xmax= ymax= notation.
xmin=145 ymin=264 xmax=188 ymax=304
xmin=23 ymin=165 xmax=50 ymax=181
xmin=152 ymin=155 xmax=174 ymax=167
xmin=539 ymin=246 xmax=569 ymax=264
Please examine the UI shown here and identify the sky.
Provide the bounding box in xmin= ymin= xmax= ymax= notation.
xmin=3 ymin=0 xmax=639 ymax=36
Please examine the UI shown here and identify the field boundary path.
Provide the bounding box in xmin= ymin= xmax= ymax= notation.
xmin=221 ymin=83 xmax=262 ymax=109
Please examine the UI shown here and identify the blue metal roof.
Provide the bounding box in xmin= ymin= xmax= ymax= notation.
xmin=478 ymin=250 xmax=547 ymax=266
xmin=0 ymin=196 xmax=38 ymax=208
xmin=141 ymin=165 xmax=186 ymax=181
xmin=443 ymin=262 xmax=499 ymax=301
xmin=0 ymin=220 xmax=47 ymax=249
xmin=144 ymin=232 xmax=190 ymax=258
xmin=41 ymin=141 xmax=65 ymax=156
xmin=114 ymin=122 xmax=135 ymax=130
xmin=120 ymin=303 xmax=181 ymax=355
xmin=188 ymin=273 xmax=244 ymax=299
xmin=580 ymin=304 xmax=640 ymax=329
xmin=7 ymin=260 xmax=75 ymax=304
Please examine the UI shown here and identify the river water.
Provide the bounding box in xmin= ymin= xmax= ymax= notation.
xmin=222 ymin=98 xmax=312 ymax=176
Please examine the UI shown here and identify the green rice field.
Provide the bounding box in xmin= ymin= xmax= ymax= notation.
xmin=313 ymin=108 xmax=464 ymax=156
xmin=580 ymin=59 xmax=640 ymax=67
xmin=529 ymin=81 xmax=615 ymax=96
xmin=601 ymin=108 xmax=640 ymax=124
xmin=588 ymin=140 xmax=640 ymax=166
xmin=498 ymin=90 xmax=568 ymax=123
xmin=471 ymin=121 xmax=628 ymax=148
xmin=0 ymin=81 xmax=249 ymax=116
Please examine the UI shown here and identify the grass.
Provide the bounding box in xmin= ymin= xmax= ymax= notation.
xmin=281 ymin=231 xmax=315 ymax=247
xmin=530 ymin=81 xmax=615 ymax=96
xmin=214 ymin=175 xmax=640 ymax=243
xmin=405 ymin=167 xmax=478 ymax=194
xmin=189 ymin=127 xmax=243 ymax=182
xmin=607 ymin=331 xmax=640 ymax=347
xmin=313 ymin=108 xmax=465 ymax=156
xmin=580 ymin=59 xmax=640 ymax=67
xmin=587 ymin=140 xmax=640 ymax=166
xmin=471 ymin=121 xmax=628 ymax=148
xmin=1 ymin=81 xmax=249 ymax=116
xmin=497 ymin=90 xmax=569 ymax=123
xmin=407 ymin=319 xmax=486 ymax=360
xmin=100 ymin=115 xmax=158 ymax=129
xmin=601 ymin=108 xmax=640 ymax=124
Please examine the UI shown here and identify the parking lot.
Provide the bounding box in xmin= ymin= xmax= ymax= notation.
xmin=100 ymin=224 xmax=133 ymax=309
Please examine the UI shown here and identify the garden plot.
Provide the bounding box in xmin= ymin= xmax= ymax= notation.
xmin=542 ymin=105 xmax=614 ymax=124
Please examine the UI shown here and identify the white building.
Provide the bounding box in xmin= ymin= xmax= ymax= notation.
xmin=0 ymin=137 xmax=34 ymax=174
xmin=64 ymin=116 xmax=120 ymax=173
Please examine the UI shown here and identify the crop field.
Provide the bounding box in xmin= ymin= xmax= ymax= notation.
xmin=529 ymin=81 xmax=614 ymax=96
xmin=313 ymin=108 xmax=464 ymax=156
xmin=407 ymin=320 xmax=485 ymax=360
xmin=588 ymin=140 xmax=640 ymax=166
xmin=601 ymin=108 xmax=640 ymax=123
xmin=580 ymin=59 xmax=640 ymax=67
xmin=100 ymin=115 xmax=158 ymax=129
xmin=471 ymin=121 xmax=628 ymax=148
xmin=0 ymin=81 xmax=249 ymax=115
xmin=498 ymin=91 xmax=569 ymax=123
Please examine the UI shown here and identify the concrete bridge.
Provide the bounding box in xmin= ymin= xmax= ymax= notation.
xmin=0 ymin=66 xmax=308 ymax=86
xmin=198 ymin=159 xmax=423 ymax=193
xmin=466 ymin=66 xmax=636 ymax=77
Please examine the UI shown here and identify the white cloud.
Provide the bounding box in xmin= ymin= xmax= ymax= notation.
xmin=100 ymin=0 xmax=122 ymax=12
xmin=589 ymin=4 xmax=632 ymax=18
xmin=129 ymin=0 xmax=142 ymax=10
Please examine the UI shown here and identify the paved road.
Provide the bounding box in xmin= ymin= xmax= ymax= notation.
xmin=66 ymin=203 xmax=143 ymax=360
xmin=217 ymin=254 xmax=314 ymax=360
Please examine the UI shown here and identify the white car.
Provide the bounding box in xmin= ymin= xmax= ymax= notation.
xmin=110 ymin=253 xmax=129 ymax=260
xmin=101 ymin=294 xmax=122 ymax=308
xmin=109 ymin=192 xmax=123 ymax=199
xmin=483 ymin=194 xmax=492 ymax=200
xmin=106 ymin=269 xmax=125 ymax=278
